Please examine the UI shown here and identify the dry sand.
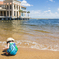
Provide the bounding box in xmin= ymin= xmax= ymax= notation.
xmin=0 ymin=47 xmax=59 ymax=59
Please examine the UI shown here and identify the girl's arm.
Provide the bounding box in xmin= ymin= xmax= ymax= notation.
xmin=3 ymin=43 xmax=9 ymax=50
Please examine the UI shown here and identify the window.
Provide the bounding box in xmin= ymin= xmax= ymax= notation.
xmin=7 ymin=5 xmax=9 ymax=9
xmin=21 ymin=13 xmax=23 ymax=16
xmin=10 ymin=5 xmax=12 ymax=9
xmin=17 ymin=5 xmax=18 ymax=9
xmin=7 ymin=11 xmax=9 ymax=16
xmin=1 ymin=11 xmax=2 ymax=16
xmin=14 ymin=11 xmax=15 ymax=16
xmin=10 ymin=11 xmax=12 ymax=16
xmin=14 ymin=5 xmax=16 ymax=9
xmin=19 ymin=6 xmax=20 ymax=9
xmin=4 ymin=11 xmax=6 ymax=16
xmin=17 ymin=12 xmax=18 ymax=17
xmin=14 ymin=5 xmax=15 ymax=9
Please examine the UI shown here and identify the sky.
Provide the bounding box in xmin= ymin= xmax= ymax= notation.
xmin=20 ymin=0 xmax=59 ymax=18
xmin=0 ymin=0 xmax=59 ymax=18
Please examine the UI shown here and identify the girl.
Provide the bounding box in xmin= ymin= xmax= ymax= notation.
xmin=3 ymin=38 xmax=18 ymax=55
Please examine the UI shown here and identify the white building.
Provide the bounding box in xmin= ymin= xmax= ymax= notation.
xmin=0 ymin=0 xmax=28 ymax=20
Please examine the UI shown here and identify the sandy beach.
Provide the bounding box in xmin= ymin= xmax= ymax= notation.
xmin=0 ymin=47 xmax=59 ymax=59
xmin=0 ymin=20 xmax=59 ymax=59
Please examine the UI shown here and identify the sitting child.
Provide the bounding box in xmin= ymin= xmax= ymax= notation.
xmin=3 ymin=38 xmax=18 ymax=55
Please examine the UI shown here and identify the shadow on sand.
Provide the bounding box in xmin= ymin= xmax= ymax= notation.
xmin=1 ymin=50 xmax=14 ymax=56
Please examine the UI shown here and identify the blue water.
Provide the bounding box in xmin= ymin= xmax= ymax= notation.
xmin=0 ymin=19 xmax=59 ymax=51
xmin=22 ymin=19 xmax=59 ymax=33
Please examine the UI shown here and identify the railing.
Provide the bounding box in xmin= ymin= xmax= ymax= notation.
xmin=0 ymin=6 xmax=6 ymax=9
xmin=19 ymin=16 xmax=30 ymax=18
xmin=0 ymin=16 xmax=5 ymax=18
xmin=0 ymin=16 xmax=30 ymax=18
xmin=0 ymin=16 xmax=10 ymax=18
xmin=21 ymin=9 xmax=26 ymax=11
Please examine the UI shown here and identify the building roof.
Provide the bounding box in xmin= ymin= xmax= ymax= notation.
xmin=21 ymin=6 xmax=26 ymax=8
xmin=0 ymin=1 xmax=3 ymax=5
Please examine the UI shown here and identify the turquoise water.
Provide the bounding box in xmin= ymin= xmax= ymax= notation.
xmin=0 ymin=19 xmax=59 ymax=51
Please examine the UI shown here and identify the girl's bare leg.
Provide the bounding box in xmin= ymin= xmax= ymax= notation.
xmin=6 ymin=50 xmax=9 ymax=55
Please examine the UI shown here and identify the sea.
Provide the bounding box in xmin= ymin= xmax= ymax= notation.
xmin=0 ymin=19 xmax=59 ymax=51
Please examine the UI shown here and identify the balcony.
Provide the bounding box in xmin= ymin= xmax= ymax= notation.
xmin=21 ymin=7 xmax=26 ymax=12
xmin=19 ymin=16 xmax=30 ymax=19
xmin=21 ymin=9 xmax=26 ymax=12
xmin=0 ymin=7 xmax=6 ymax=11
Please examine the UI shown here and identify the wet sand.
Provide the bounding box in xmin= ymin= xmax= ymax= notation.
xmin=0 ymin=20 xmax=59 ymax=59
xmin=0 ymin=47 xmax=59 ymax=59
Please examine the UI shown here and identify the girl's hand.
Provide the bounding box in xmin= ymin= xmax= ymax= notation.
xmin=3 ymin=48 xmax=5 ymax=50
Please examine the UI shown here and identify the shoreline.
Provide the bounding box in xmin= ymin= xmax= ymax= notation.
xmin=30 ymin=18 xmax=59 ymax=19
xmin=0 ymin=47 xmax=59 ymax=59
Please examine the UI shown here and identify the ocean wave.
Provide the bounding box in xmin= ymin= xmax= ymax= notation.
xmin=0 ymin=40 xmax=59 ymax=51
xmin=23 ymin=23 xmax=37 ymax=26
xmin=34 ymin=30 xmax=50 ymax=33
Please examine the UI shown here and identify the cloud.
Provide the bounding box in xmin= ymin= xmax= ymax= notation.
xmin=44 ymin=10 xmax=51 ymax=13
xmin=29 ymin=10 xmax=59 ymax=18
xmin=58 ymin=8 xmax=59 ymax=11
xmin=21 ymin=0 xmax=33 ymax=6
xmin=49 ymin=0 xmax=55 ymax=2
xmin=49 ymin=0 xmax=53 ymax=2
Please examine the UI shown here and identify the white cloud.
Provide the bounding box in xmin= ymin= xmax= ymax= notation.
xmin=44 ymin=10 xmax=51 ymax=13
xmin=21 ymin=0 xmax=33 ymax=6
xmin=49 ymin=0 xmax=55 ymax=2
xmin=58 ymin=8 xmax=59 ymax=11
xmin=49 ymin=0 xmax=53 ymax=2
xmin=29 ymin=10 xmax=59 ymax=18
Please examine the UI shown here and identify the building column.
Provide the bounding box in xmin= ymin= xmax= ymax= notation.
xmin=6 ymin=3 xmax=7 ymax=9
xmin=20 ymin=5 xmax=21 ymax=10
xmin=16 ymin=5 xmax=17 ymax=9
xmin=18 ymin=11 xmax=19 ymax=17
xmin=18 ymin=5 xmax=19 ymax=17
xmin=9 ymin=11 xmax=10 ymax=17
xmin=9 ymin=3 xmax=10 ymax=17
xmin=20 ymin=5 xmax=21 ymax=17
xmin=12 ymin=3 xmax=14 ymax=18
xmin=6 ymin=3 xmax=7 ymax=17
xmin=9 ymin=3 xmax=10 ymax=9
